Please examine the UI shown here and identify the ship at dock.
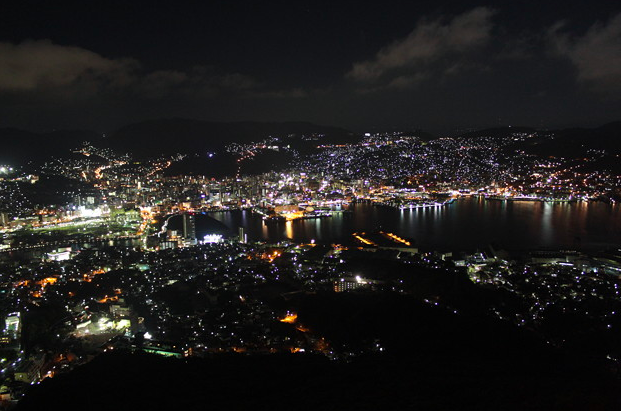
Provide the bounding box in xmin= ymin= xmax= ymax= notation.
xmin=485 ymin=195 xmax=578 ymax=203
xmin=253 ymin=203 xmax=349 ymax=222
xmin=372 ymin=198 xmax=455 ymax=210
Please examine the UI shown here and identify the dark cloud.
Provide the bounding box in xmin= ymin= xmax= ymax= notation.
xmin=0 ymin=39 xmax=136 ymax=92
xmin=0 ymin=39 xmax=319 ymax=130
xmin=495 ymin=32 xmax=541 ymax=61
xmin=549 ymin=13 xmax=621 ymax=94
xmin=347 ymin=7 xmax=494 ymax=90
xmin=247 ymin=88 xmax=309 ymax=99
xmin=0 ymin=40 xmax=260 ymax=100
xmin=1 ymin=2 xmax=620 ymax=133
xmin=135 ymin=68 xmax=258 ymax=98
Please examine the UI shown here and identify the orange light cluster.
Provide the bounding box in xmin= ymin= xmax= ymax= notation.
xmin=97 ymin=295 xmax=119 ymax=303
xmin=258 ymin=250 xmax=282 ymax=262
xmin=284 ymin=211 xmax=305 ymax=221
xmin=37 ymin=277 xmax=58 ymax=287
xmin=279 ymin=312 xmax=298 ymax=323
xmin=353 ymin=233 xmax=376 ymax=246
xmin=83 ymin=268 xmax=106 ymax=282
xmin=384 ymin=232 xmax=411 ymax=246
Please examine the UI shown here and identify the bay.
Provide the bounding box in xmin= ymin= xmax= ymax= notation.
xmin=199 ymin=198 xmax=621 ymax=251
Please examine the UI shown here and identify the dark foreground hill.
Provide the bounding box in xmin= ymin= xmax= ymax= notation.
xmin=17 ymin=292 xmax=620 ymax=411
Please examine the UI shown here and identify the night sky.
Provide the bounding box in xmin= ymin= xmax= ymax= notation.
xmin=1 ymin=0 xmax=621 ymax=133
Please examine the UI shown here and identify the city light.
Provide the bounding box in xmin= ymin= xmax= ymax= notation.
xmin=202 ymin=234 xmax=223 ymax=243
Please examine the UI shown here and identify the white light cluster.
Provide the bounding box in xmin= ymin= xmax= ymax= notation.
xmin=202 ymin=234 xmax=223 ymax=244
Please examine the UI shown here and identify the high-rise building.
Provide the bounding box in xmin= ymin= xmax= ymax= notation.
xmin=182 ymin=213 xmax=196 ymax=240
xmin=2 ymin=312 xmax=21 ymax=350
xmin=238 ymin=227 xmax=247 ymax=243
xmin=4 ymin=312 xmax=20 ymax=335
xmin=0 ymin=212 xmax=8 ymax=227
xmin=333 ymin=276 xmax=376 ymax=292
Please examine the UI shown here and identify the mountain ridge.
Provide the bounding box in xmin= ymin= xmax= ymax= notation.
xmin=2 ymin=120 xmax=620 ymax=165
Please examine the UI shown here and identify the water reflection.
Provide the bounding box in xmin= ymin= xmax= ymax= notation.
xmin=285 ymin=221 xmax=293 ymax=239
xmin=541 ymin=202 xmax=553 ymax=245
xmin=205 ymin=198 xmax=621 ymax=250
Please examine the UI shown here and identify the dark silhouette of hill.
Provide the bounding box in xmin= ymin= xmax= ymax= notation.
xmin=0 ymin=119 xmax=355 ymax=165
xmin=0 ymin=128 xmax=100 ymax=165
xmin=16 ymin=293 xmax=620 ymax=410
xmin=399 ymin=129 xmax=438 ymax=141
xmin=109 ymin=118 xmax=357 ymax=157
xmin=452 ymin=123 xmax=621 ymax=158
xmin=163 ymin=153 xmax=239 ymax=178
xmin=457 ymin=126 xmax=537 ymax=139
xmin=3 ymin=121 xmax=620 ymax=167
xmin=578 ymin=155 xmax=621 ymax=174
xmin=528 ymin=122 xmax=621 ymax=157
xmin=163 ymin=149 xmax=295 ymax=178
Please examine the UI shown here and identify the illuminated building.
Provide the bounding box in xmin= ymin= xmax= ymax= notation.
xmin=47 ymin=247 xmax=72 ymax=261
xmin=0 ymin=212 xmax=8 ymax=227
xmin=182 ymin=213 xmax=196 ymax=240
xmin=202 ymin=234 xmax=223 ymax=243
xmin=159 ymin=240 xmax=178 ymax=250
xmin=4 ymin=312 xmax=20 ymax=335
xmin=110 ymin=299 xmax=131 ymax=318
xmin=140 ymin=340 xmax=189 ymax=358
xmin=2 ymin=312 xmax=21 ymax=350
xmin=333 ymin=276 xmax=377 ymax=292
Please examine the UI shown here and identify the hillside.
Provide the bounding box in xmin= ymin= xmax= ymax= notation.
xmin=528 ymin=122 xmax=621 ymax=157
xmin=109 ymin=118 xmax=357 ymax=157
xmin=16 ymin=292 xmax=620 ymax=410
xmin=457 ymin=126 xmax=537 ymax=139
xmin=0 ymin=128 xmax=101 ymax=165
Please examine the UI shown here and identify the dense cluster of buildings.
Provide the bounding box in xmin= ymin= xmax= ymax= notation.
xmin=2 ymin=130 xmax=619 ymax=246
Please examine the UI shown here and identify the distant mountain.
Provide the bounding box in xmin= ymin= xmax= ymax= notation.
xmin=507 ymin=122 xmax=621 ymax=158
xmin=540 ymin=122 xmax=621 ymax=157
xmin=452 ymin=123 xmax=621 ymax=157
xmin=108 ymin=118 xmax=357 ymax=157
xmin=0 ymin=119 xmax=356 ymax=166
xmin=3 ymin=120 xmax=620 ymax=166
xmin=401 ymin=130 xmax=437 ymax=141
xmin=457 ymin=126 xmax=537 ymax=139
xmin=0 ymin=128 xmax=101 ymax=165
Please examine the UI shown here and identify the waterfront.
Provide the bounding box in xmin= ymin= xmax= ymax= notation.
xmin=204 ymin=198 xmax=621 ymax=250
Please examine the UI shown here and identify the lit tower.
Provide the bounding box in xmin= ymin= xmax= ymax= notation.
xmin=0 ymin=212 xmax=8 ymax=227
xmin=182 ymin=213 xmax=196 ymax=240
